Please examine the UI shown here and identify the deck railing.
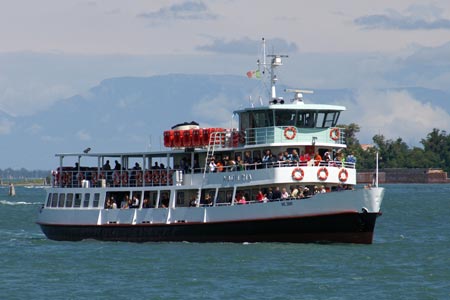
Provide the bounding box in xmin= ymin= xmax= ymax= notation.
xmin=51 ymin=160 xmax=355 ymax=188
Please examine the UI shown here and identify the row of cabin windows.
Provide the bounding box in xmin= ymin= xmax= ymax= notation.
xmin=46 ymin=192 xmax=100 ymax=208
xmin=239 ymin=110 xmax=340 ymax=129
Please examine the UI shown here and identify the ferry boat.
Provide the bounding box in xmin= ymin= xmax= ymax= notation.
xmin=37 ymin=39 xmax=384 ymax=244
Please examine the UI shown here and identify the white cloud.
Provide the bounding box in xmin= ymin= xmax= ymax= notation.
xmin=341 ymin=89 xmax=450 ymax=145
xmin=76 ymin=129 xmax=92 ymax=141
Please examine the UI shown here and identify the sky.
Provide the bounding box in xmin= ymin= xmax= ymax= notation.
xmin=1 ymin=0 xmax=450 ymax=169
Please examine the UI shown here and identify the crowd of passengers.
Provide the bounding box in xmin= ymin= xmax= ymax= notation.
xmin=103 ymin=184 xmax=354 ymax=209
xmin=206 ymin=150 xmax=356 ymax=173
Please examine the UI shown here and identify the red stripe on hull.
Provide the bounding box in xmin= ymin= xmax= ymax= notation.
xmin=38 ymin=212 xmax=379 ymax=244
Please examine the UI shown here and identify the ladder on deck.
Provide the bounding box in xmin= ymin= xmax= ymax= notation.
xmin=197 ymin=131 xmax=226 ymax=206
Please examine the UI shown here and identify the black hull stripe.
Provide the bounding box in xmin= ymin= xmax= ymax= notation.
xmin=39 ymin=212 xmax=379 ymax=244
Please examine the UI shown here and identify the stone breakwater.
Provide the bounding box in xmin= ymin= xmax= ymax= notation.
xmin=357 ymin=168 xmax=449 ymax=184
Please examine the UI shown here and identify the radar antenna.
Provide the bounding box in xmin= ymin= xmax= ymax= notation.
xmin=285 ymin=88 xmax=314 ymax=104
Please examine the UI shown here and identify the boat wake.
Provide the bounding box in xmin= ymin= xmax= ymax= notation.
xmin=0 ymin=200 xmax=42 ymax=206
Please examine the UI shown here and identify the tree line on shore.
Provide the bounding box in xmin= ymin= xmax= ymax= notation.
xmin=2 ymin=126 xmax=450 ymax=177
xmin=341 ymin=124 xmax=450 ymax=173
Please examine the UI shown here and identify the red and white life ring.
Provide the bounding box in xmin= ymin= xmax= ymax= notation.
xmin=121 ymin=172 xmax=128 ymax=185
xmin=284 ymin=127 xmax=297 ymax=140
xmin=291 ymin=167 xmax=304 ymax=181
xmin=135 ymin=171 xmax=143 ymax=185
xmin=145 ymin=171 xmax=153 ymax=184
xmin=317 ymin=167 xmax=328 ymax=181
xmin=330 ymin=128 xmax=340 ymax=141
xmin=338 ymin=168 xmax=348 ymax=182
xmin=91 ymin=172 xmax=98 ymax=186
xmin=113 ymin=171 xmax=121 ymax=185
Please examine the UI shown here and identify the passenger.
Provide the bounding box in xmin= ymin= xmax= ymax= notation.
xmin=266 ymin=187 xmax=274 ymax=201
xmin=281 ymin=187 xmax=289 ymax=200
xmin=256 ymin=190 xmax=264 ymax=202
xmin=262 ymin=149 xmax=273 ymax=166
xmin=323 ymin=152 xmax=331 ymax=163
xmin=291 ymin=149 xmax=300 ymax=164
xmin=102 ymin=160 xmax=111 ymax=171
xmin=277 ymin=152 xmax=286 ymax=166
xmin=152 ymin=162 xmax=160 ymax=169
xmin=203 ymin=194 xmax=213 ymax=206
xmin=314 ymin=152 xmax=322 ymax=166
xmin=133 ymin=162 xmax=142 ymax=170
xmin=114 ymin=160 xmax=121 ymax=171
xmin=111 ymin=197 xmax=117 ymax=209
xmin=159 ymin=163 xmax=166 ymax=169
xmin=320 ymin=185 xmax=327 ymax=193
xmin=189 ymin=196 xmax=197 ymax=207
xmin=284 ymin=151 xmax=292 ymax=165
xmin=131 ymin=195 xmax=140 ymax=208
xmin=121 ymin=195 xmax=130 ymax=209
xmin=291 ymin=186 xmax=299 ymax=198
xmin=208 ymin=157 xmax=217 ymax=172
xmin=236 ymin=155 xmax=245 ymax=171
xmin=105 ymin=197 xmax=112 ymax=209
xmin=303 ymin=187 xmax=310 ymax=197
xmin=272 ymin=186 xmax=282 ymax=200
xmin=244 ymin=151 xmax=253 ymax=170
xmin=161 ymin=193 xmax=169 ymax=208
xmin=237 ymin=194 xmax=247 ymax=205
xmin=313 ymin=185 xmax=320 ymax=195
xmin=142 ymin=198 xmax=150 ymax=208
xmin=216 ymin=159 xmax=224 ymax=172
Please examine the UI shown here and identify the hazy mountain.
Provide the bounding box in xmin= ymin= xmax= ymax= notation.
xmin=2 ymin=74 xmax=449 ymax=169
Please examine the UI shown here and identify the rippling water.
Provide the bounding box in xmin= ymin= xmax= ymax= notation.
xmin=0 ymin=184 xmax=449 ymax=299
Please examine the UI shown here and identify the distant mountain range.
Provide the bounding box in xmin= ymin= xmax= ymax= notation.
xmin=2 ymin=74 xmax=450 ymax=169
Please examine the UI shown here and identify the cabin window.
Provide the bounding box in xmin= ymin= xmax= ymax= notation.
xmin=83 ymin=193 xmax=90 ymax=207
xmin=74 ymin=193 xmax=82 ymax=207
xmin=65 ymin=193 xmax=74 ymax=208
xmin=58 ymin=194 xmax=65 ymax=207
xmin=217 ymin=189 xmax=233 ymax=205
xmin=159 ymin=190 xmax=170 ymax=208
xmin=46 ymin=193 xmax=52 ymax=207
xmin=142 ymin=191 xmax=155 ymax=208
xmin=93 ymin=193 xmax=100 ymax=207
xmin=51 ymin=193 xmax=58 ymax=207
xmin=176 ymin=191 xmax=185 ymax=206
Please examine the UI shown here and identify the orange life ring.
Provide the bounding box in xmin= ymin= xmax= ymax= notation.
xmin=284 ymin=127 xmax=297 ymax=140
xmin=77 ymin=172 xmax=84 ymax=183
xmin=121 ymin=172 xmax=128 ymax=185
xmin=91 ymin=172 xmax=98 ymax=186
xmin=160 ymin=172 xmax=167 ymax=185
xmin=239 ymin=131 xmax=246 ymax=144
xmin=153 ymin=172 xmax=160 ymax=185
xmin=135 ymin=171 xmax=143 ymax=185
xmin=63 ymin=172 xmax=70 ymax=186
xmin=291 ymin=167 xmax=304 ymax=181
xmin=317 ymin=167 xmax=328 ymax=181
xmin=113 ymin=171 xmax=121 ymax=185
xmin=338 ymin=168 xmax=348 ymax=182
xmin=145 ymin=171 xmax=153 ymax=184
xmin=330 ymin=128 xmax=340 ymax=141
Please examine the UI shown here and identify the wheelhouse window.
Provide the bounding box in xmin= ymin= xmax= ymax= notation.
xmin=273 ymin=110 xmax=340 ymax=128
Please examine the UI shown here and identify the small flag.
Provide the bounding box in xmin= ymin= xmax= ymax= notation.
xmin=246 ymin=70 xmax=261 ymax=79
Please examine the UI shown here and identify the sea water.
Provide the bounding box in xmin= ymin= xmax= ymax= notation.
xmin=0 ymin=184 xmax=448 ymax=300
